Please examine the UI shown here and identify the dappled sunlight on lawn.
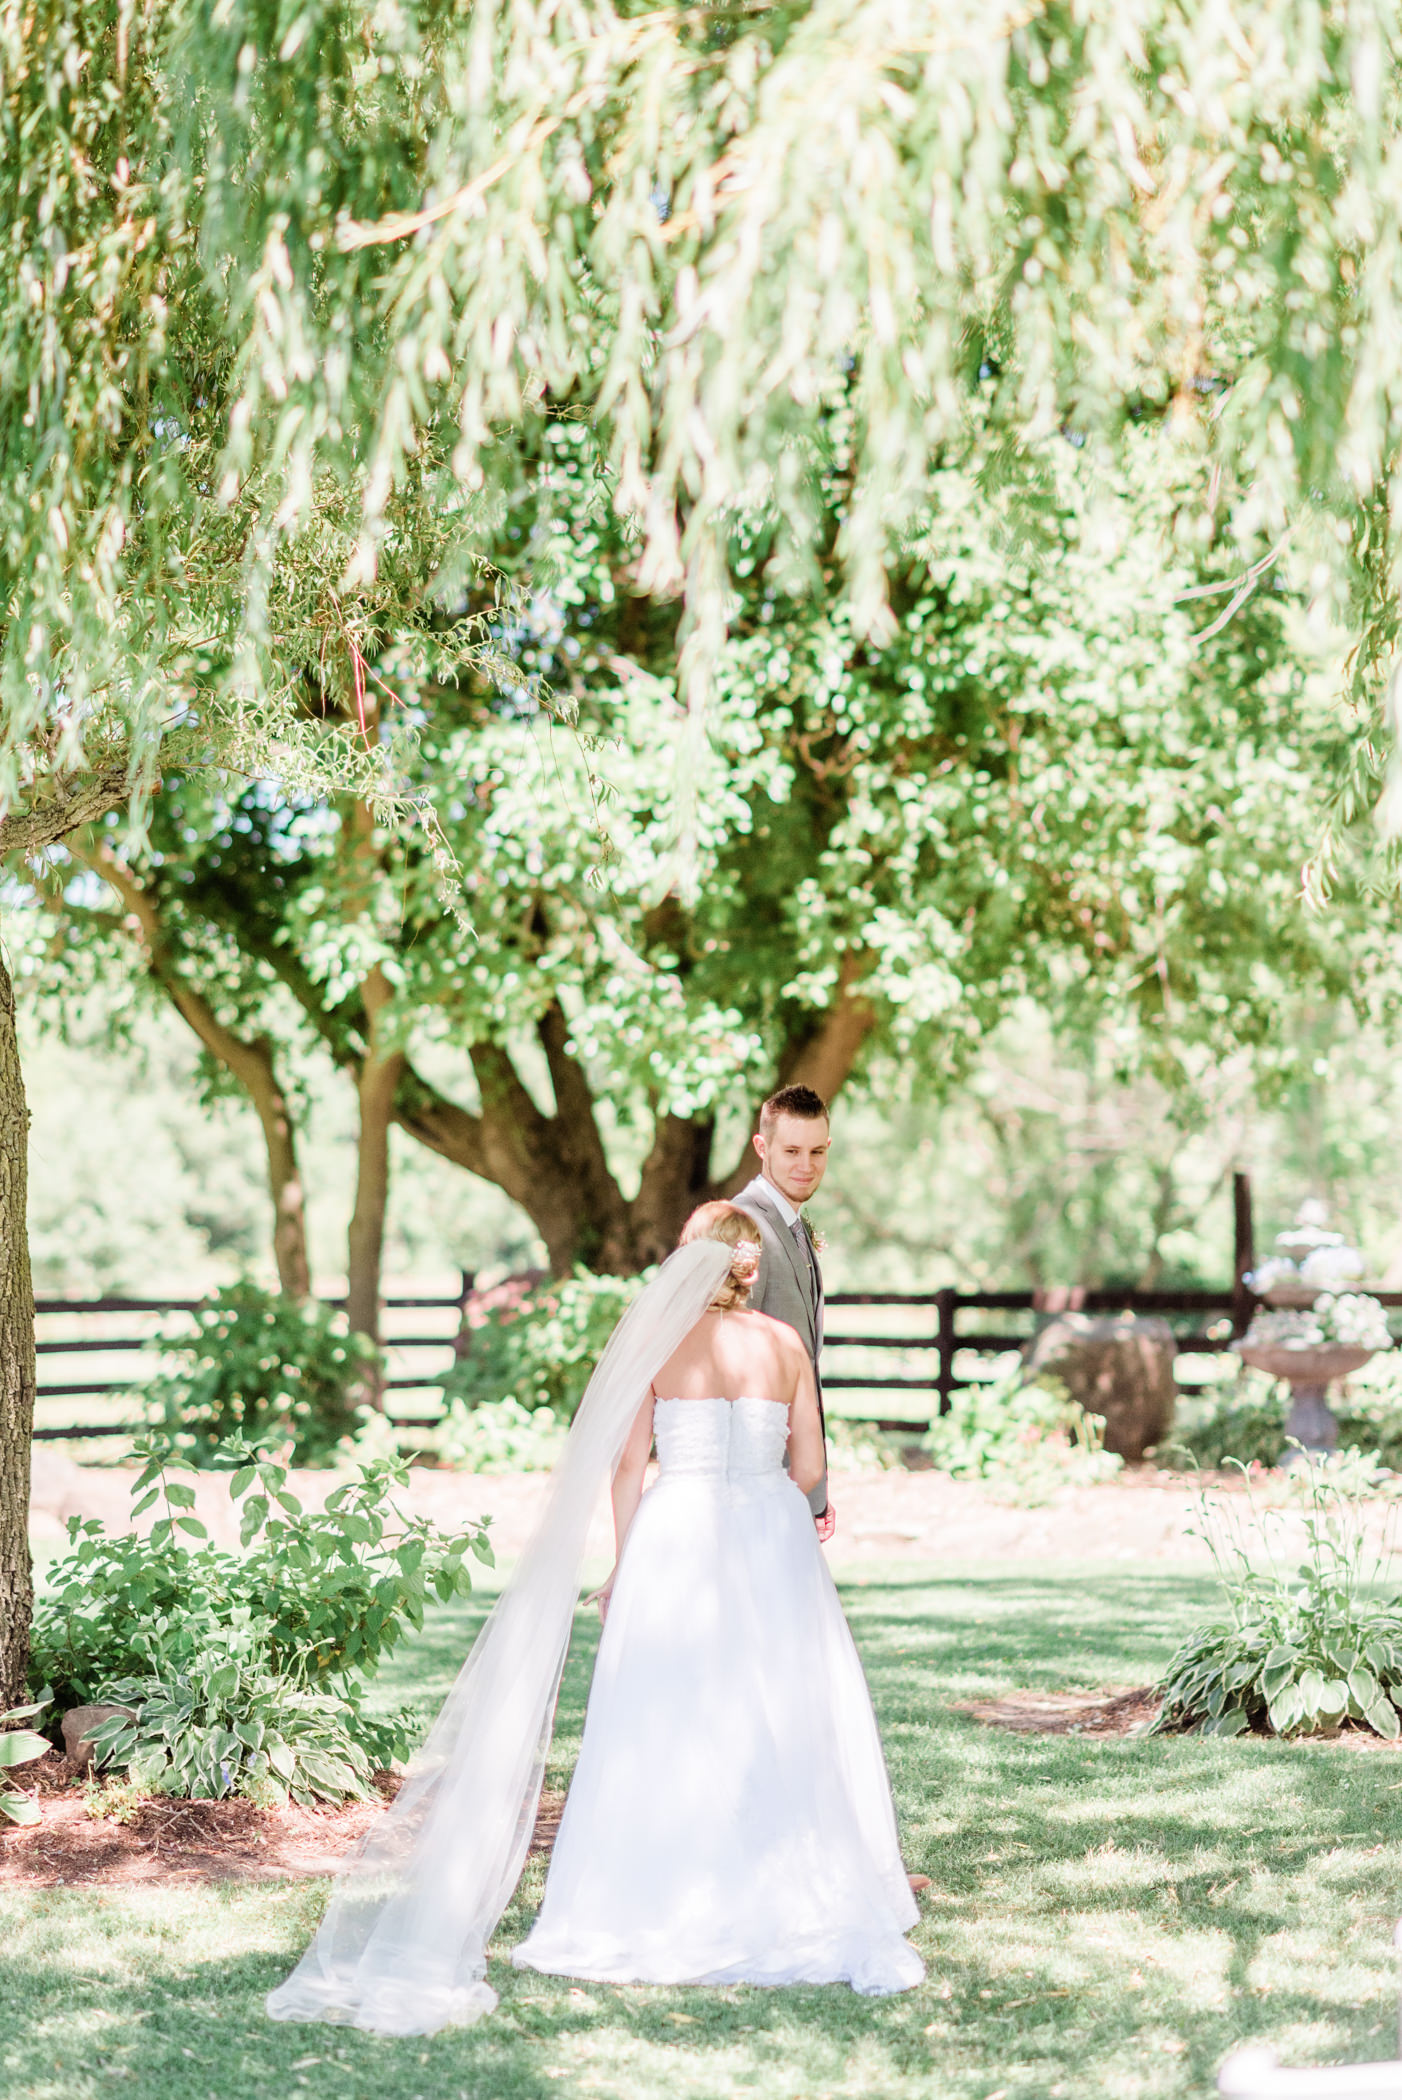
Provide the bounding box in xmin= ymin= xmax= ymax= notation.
xmin=7 ymin=1563 xmax=1402 ymax=2099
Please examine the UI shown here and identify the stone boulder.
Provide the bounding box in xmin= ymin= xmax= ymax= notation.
xmin=1024 ymin=1312 xmax=1177 ymax=1462
xmin=62 ymin=1703 xmax=136 ymax=1770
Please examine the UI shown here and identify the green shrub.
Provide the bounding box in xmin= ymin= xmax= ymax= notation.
xmin=826 ymin=1417 xmax=905 ymax=1472
xmin=922 ymin=1366 xmax=1122 ymax=1505
xmin=1170 ymin=1356 xmax=1402 ymax=1472
xmin=436 ymin=1395 xmax=568 ymax=1472
xmin=442 ymin=1270 xmax=644 ymax=1422
xmin=1166 ymin=1374 xmax=1288 ymax=1470
xmin=143 ymin=1282 xmax=379 ymax=1466
xmin=30 ymin=1439 xmax=492 ymax=1804
xmin=1154 ymin=1458 xmax=1402 ymax=1739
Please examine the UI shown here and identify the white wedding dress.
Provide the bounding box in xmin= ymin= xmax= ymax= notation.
xmin=512 ymin=1396 xmax=924 ymax=1995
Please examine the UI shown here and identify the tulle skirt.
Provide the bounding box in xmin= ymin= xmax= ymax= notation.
xmin=512 ymin=1468 xmax=924 ymax=1995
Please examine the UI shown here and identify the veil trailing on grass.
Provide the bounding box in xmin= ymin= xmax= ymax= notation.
xmin=266 ymin=1238 xmax=733 ymax=2038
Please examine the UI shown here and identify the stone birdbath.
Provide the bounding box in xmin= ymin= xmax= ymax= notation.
xmin=1236 ymin=1205 xmax=1390 ymax=1462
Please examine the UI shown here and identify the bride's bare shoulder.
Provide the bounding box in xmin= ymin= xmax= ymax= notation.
xmin=738 ymin=1309 xmax=805 ymax=1355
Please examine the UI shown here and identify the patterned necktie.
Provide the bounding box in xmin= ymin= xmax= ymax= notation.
xmin=791 ymin=1215 xmax=823 ymax=1352
xmin=791 ymin=1216 xmax=816 ymax=1298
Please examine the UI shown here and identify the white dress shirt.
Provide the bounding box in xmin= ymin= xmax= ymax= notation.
xmin=761 ymin=1176 xmax=802 ymax=1229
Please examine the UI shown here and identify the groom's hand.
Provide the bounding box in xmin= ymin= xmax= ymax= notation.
xmin=815 ymin=1501 xmax=836 ymax=1544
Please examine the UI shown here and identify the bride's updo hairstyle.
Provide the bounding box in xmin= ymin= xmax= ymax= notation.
xmin=679 ymin=1201 xmax=762 ymax=1311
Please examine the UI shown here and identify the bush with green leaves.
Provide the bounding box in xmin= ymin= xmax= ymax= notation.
xmin=826 ymin=1417 xmax=904 ymax=1473
xmin=436 ymin=1396 xmax=568 ymax=1473
xmin=30 ymin=1439 xmax=492 ymax=1804
xmin=143 ymin=1282 xmax=380 ymax=1466
xmin=1154 ymin=1459 xmax=1402 ymax=1740
xmin=1170 ymin=1357 xmax=1402 ymax=1473
xmin=442 ymin=1272 xmax=644 ymax=1424
xmin=922 ymin=1367 xmax=1122 ymax=1506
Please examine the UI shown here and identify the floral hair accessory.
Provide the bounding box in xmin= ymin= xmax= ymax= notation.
xmin=730 ymin=1243 xmax=761 ymax=1286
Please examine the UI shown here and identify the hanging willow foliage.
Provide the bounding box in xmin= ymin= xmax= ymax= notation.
xmin=5 ymin=0 xmax=1402 ymax=829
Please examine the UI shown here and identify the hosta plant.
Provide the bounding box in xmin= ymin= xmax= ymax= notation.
xmin=0 ymin=1696 xmax=53 ymax=1827
xmin=84 ymin=1665 xmax=391 ymax=1808
xmin=30 ymin=1438 xmax=492 ymax=1803
xmin=1154 ymin=1457 xmax=1402 ymax=1740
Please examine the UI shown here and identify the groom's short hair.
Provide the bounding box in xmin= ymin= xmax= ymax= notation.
xmin=759 ymin=1084 xmax=829 ymax=1136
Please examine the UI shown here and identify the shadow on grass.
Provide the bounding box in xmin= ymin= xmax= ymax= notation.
xmin=9 ymin=1562 xmax=1402 ymax=2099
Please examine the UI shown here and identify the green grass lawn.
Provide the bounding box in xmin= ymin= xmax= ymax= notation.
xmin=7 ymin=1559 xmax=1402 ymax=2100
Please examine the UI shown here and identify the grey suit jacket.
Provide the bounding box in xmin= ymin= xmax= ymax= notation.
xmin=732 ymin=1174 xmax=828 ymax=1517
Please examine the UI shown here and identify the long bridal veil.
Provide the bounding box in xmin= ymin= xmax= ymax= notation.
xmin=266 ymin=1237 xmax=733 ymax=2037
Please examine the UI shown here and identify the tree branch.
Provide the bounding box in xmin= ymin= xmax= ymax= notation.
xmin=71 ymin=838 xmax=312 ymax=1297
xmin=536 ymin=1003 xmax=630 ymax=1236
xmin=0 ymin=768 xmax=131 ymax=858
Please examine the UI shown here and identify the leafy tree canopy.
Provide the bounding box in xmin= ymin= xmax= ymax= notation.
xmin=0 ymin=0 xmax=501 ymax=840
xmin=8 ymin=0 xmax=1402 ymax=837
xmin=22 ymin=423 xmax=1390 ymax=1272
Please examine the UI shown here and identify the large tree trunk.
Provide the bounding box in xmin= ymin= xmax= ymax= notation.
xmin=0 ymin=774 xmax=132 ymax=1711
xmin=0 ymin=948 xmax=35 ymax=1713
xmin=346 ymin=965 xmax=404 ymax=1353
xmin=392 ymin=969 xmax=878 ymax=1275
xmin=631 ymin=1112 xmax=718 ymax=1264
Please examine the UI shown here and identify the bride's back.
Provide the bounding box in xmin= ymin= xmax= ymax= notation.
xmin=652 ymin=1308 xmax=804 ymax=1405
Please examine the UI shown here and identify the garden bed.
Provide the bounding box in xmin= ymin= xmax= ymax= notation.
xmin=0 ymin=1758 xmax=570 ymax=1888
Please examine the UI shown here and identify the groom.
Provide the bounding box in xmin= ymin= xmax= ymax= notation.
xmin=733 ymin=1084 xmax=836 ymax=1542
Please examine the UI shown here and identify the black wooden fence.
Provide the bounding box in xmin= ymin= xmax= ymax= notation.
xmin=34 ymin=1170 xmax=1402 ymax=1446
xmin=32 ymin=1279 xmax=1275 ymax=1444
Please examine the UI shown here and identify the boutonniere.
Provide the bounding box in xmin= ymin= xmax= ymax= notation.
xmin=801 ymin=1214 xmax=827 ymax=1256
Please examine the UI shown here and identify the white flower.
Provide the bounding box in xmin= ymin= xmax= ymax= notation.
xmin=1301 ymin=1245 xmax=1365 ymax=1287
xmin=1246 ymin=1256 xmax=1299 ymax=1294
xmin=1243 ymin=1294 xmax=1392 ymax=1354
xmin=1315 ymin=1292 xmax=1392 ymax=1351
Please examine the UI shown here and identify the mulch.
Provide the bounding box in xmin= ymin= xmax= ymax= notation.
xmin=0 ymin=1757 xmax=572 ymax=1890
xmin=957 ymin=1685 xmax=1402 ymax=1747
xmin=955 ymin=1686 xmax=1164 ymax=1736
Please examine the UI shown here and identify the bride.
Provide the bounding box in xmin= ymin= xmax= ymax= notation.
xmin=268 ymin=1203 xmax=923 ymax=2035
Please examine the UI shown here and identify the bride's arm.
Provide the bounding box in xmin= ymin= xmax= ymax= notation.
xmin=611 ymin=1393 xmax=656 ymax=1555
xmin=592 ymin=1395 xmax=656 ymax=1621
xmin=787 ymin=1350 xmax=826 ymax=1496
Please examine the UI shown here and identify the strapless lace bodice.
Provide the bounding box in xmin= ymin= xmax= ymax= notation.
xmin=653 ymin=1396 xmax=789 ymax=1479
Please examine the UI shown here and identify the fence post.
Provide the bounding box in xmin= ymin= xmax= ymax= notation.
xmin=1231 ymin=1171 xmax=1255 ymax=1338
xmin=451 ymin=1269 xmax=477 ymax=1363
xmin=935 ymin=1286 xmax=956 ymax=1419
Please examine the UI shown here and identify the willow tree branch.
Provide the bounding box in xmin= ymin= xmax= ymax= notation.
xmin=0 ymin=768 xmax=131 ymax=858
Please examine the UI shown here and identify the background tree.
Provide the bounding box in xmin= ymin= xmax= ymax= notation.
xmin=22 ymin=425 xmax=1385 ymax=1281
xmin=12 ymin=0 xmax=1402 ymax=1715
xmin=176 ymin=0 xmax=1402 ymax=834
xmin=0 ymin=0 xmax=501 ymax=1701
